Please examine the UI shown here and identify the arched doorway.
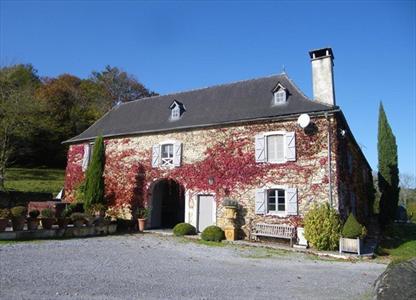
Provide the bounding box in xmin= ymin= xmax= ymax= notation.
xmin=149 ymin=179 xmax=185 ymax=229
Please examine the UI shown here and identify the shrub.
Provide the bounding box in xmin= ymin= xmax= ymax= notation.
xmin=61 ymin=207 xmax=72 ymax=218
xmin=136 ymin=207 xmax=151 ymax=219
xmin=10 ymin=206 xmax=27 ymax=218
xmin=304 ymin=203 xmax=341 ymax=251
xmin=173 ymin=223 xmax=197 ymax=236
xmin=41 ymin=208 xmax=55 ymax=218
xmin=201 ymin=225 xmax=225 ymax=242
xmin=70 ymin=212 xmax=88 ymax=222
xmin=28 ymin=209 xmax=40 ymax=219
xmin=342 ymin=213 xmax=367 ymax=239
xmin=0 ymin=208 xmax=11 ymax=219
xmin=68 ymin=202 xmax=84 ymax=213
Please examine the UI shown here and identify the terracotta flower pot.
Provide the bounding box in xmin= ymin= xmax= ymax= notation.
xmin=12 ymin=217 xmax=25 ymax=231
xmin=27 ymin=218 xmax=39 ymax=230
xmin=57 ymin=218 xmax=69 ymax=229
xmin=41 ymin=218 xmax=55 ymax=230
xmin=0 ymin=218 xmax=9 ymax=232
xmin=138 ymin=218 xmax=147 ymax=232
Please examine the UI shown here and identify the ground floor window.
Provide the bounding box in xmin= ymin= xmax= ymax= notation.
xmin=267 ymin=189 xmax=285 ymax=213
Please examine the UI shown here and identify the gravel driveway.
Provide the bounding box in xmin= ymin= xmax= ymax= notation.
xmin=0 ymin=234 xmax=386 ymax=300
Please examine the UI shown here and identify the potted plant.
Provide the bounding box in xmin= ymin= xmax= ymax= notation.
xmin=27 ymin=209 xmax=40 ymax=230
xmin=339 ymin=213 xmax=367 ymax=255
xmin=0 ymin=208 xmax=11 ymax=232
xmin=89 ymin=203 xmax=107 ymax=218
xmin=136 ymin=207 xmax=150 ymax=232
xmin=10 ymin=206 xmax=27 ymax=231
xmin=57 ymin=207 xmax=71 ymax=229
xmin=40 ymin=208 xmax=56 ymax=230
xmin=71 ymin=212 xmax=87 ymax=228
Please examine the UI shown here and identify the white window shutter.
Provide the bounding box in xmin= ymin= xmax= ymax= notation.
xmin=286 ymin=187 xmax=298 ymax=215
xmin=82 ymin=144 xmax=90 ymax=171
xmin=255 ymin=189 xmax=266 ymax=215
xmin=255 ymin=134 xmax=266 ymax=162
xmin=152 ymin=145 xmax=160 ymax=168
xmin=285 ymin=132 xmax=296 ymax=161
xmin=173 ymin=142 xmax=182 ymax=167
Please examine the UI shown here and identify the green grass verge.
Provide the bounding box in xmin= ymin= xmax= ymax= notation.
xmin=377 ymin=223 xmax=416 ymax=264
xmin=4 ymin=167 xmax=65 ymax=194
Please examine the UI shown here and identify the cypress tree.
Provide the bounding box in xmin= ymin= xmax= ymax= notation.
xmin=377 ymin=103 xmax=399 ymax=225
xmin=84 ymin=135 xmax=105 ymax=209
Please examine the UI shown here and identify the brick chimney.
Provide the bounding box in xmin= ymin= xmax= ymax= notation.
xmin=309 ymin=48 xmax=336 ymax=106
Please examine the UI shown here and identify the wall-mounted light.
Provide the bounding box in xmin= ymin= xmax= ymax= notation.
xmin=208 ymin=177 xmax=215 ymax=185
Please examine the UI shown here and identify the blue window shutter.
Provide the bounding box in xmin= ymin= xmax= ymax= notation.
xmin=285 ymin=132 xmax=296 ymax=161
xmin=255 ymin=189 xmax=266 ymax=214
xmin=286 ymin=187 xmax=298 ymax=215
xmin=255 ymin=134 xmax=266 ymax=162
xmin=152 ymin=145 xmax=160 ymax=168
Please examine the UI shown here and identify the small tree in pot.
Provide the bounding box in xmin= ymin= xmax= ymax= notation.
xmin=136 ymin=207 xmax=151 ymax=232
xmin=27 ymin=209 xmax=40 ymax=230
xmin=0 ymin=208 xmax=11 ymax=232
xmin=40 ymin=208 xmax=56 ymax=230
xmin=57 ymin=207 xmax=71 ymax=229
xmin=339 ymin=213 xmax=367 ymax=255
xmin=11 ymin=206 xmax=27 ymax=231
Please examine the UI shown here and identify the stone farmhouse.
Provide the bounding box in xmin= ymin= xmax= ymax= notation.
xmin=63 ymin=48 xmax=373 ymax=238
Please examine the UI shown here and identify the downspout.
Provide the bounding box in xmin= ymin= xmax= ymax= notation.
xmin=325 ymin=112 xmax=333 ymax=207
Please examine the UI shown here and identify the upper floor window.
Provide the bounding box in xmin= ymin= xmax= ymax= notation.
xmin=161 ymin=143 xmax=174 ymax=167
xmin=255 ymin=131 xmax=296 ymax=163
xmin=273 ymin=89 xmax=286 ymax=105
xmin=171 ymin=106 xmax=180 ymax=120
xmin=152 ymin=141 xmax=182 ymax=168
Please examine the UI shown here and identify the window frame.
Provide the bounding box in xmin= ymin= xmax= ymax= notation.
xmin=171 ymin=105 xmax=180 ymax=120
xmin=267 ymin=188 xmax=286 ymax=214
xmin=273 ymin=89 xmax=286 ymax=105
xmin=264 ymin=131 xmax=286 ymax=164
xmin=160 ymin=142 xmax=174 ymax=167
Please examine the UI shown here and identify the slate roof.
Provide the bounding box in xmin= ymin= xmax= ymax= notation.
xmin=65 ymin=74 xmax=337 ymax=143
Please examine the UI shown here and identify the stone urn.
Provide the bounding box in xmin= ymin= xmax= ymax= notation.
xmin=27 ymin=218 xmax=39 ymax=230
xmin=222 ymin=199 xmax=239 ymax=241
xmin=41 ymin=218 xmax=55 ymax=230
xmin=12 ymin=217 xmax=25 ymax=231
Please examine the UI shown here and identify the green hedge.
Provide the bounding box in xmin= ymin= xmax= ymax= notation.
xmin=173 ymin=223 xmax=197 ymax=236
xmin=201 ymin=225 xmax=225 ymax=242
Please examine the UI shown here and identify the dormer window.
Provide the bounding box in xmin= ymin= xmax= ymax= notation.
xmin=272 ymin=83 xmax=287 ymax=105
xmin=274 ymin=89 xmax=286 ymax=105
xmin=169 ymin=100 xmax=185 ymax=121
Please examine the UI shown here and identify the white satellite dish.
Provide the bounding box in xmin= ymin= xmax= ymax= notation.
xmin=297 ymin=113 xmax=310 ymax=128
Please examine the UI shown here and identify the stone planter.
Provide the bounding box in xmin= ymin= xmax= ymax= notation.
xmin=296 ymin=227 xmax=308 ymax=247
xmin=27 ymin=218 xmax=39 ymax=230
xmin=224 ymin=226 xmax=237 ymax=241
xmin=108 ymin=223 xmax=117 ymax=234
xmin=339 ymin=237 xmax=363 ymax=255
xmin=41 ymin=218 xmax=55 ymax=230
xmin=137 ymin=218 xmax=147 ymax=232
xmin=12 ymin=217 xmax=25 ymax=231
xmin=0 ymin=218 xmax=9 ymax=232
xmin=224 ymin=206 xmax=237 ymax=219
xmin=57 ymin=218 xmax=69 ymax=229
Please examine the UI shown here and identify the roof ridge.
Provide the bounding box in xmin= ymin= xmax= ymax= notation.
xmin=121 ymin=73 xmax=283 ymax=106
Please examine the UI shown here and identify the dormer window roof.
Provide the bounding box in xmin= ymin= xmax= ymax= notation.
xmin=272 ymin=83 xmax=287 ymax=105
xmin=169 ymin=100 xmax=186 ymax=120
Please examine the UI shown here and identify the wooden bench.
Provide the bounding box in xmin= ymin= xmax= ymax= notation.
xmin=251 ymin=223 xmax=296 ymax=247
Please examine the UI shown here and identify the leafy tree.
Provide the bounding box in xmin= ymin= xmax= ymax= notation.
xmin=0 ymin=64 xmax=40 ymax=190
xmin=378 ymin=102 xmax=400 ymax=225
xmin=91 ymin=65 xmax=157 ymax=111
xmin=83 ymin=135 xmax=105 ymax=209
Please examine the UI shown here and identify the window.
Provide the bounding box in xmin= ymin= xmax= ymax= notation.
xmin=273 ymin=89 xmax=286 ymax=105
xmin=267 ymin=189 xmax=285 ymax=213
xmin=161 ymin=143 xmax=174 ymax=166
xmin=171 ymin=106 xmax=180 ymax=120
xmin=169 ymin=100 xmax=185 ymax=120
xmin=266 ymin=134 xmax=284 ymax=162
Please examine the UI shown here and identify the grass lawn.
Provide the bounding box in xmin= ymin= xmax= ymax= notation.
xmin=4 ymin=167 xmax=65 ymax=195
xmin=377 ymin=222 xmax=416 ymax=264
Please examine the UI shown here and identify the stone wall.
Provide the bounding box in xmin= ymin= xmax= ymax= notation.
xmin=64 ymin=114 xmax=370 ymax=237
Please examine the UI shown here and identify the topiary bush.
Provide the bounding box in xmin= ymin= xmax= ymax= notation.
xmin=304 ymin=203 xmax=341 ymax=251
xmin=173 ymin=223 xmax=197 ymax=236
xmin=0 ymin=208 xmax=11 ymax=219
xmin=41 ymin=208 xmax=55 ymax=218
xmin=28 ymin=209 xmax=40 ymax=219
xmin=10 ymin=206 xmax=27 ymax=218
xmin=201 ymin=225 xmax=225 ymax=242
xmin=342 ymin=213 xmax=367 ymax=239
